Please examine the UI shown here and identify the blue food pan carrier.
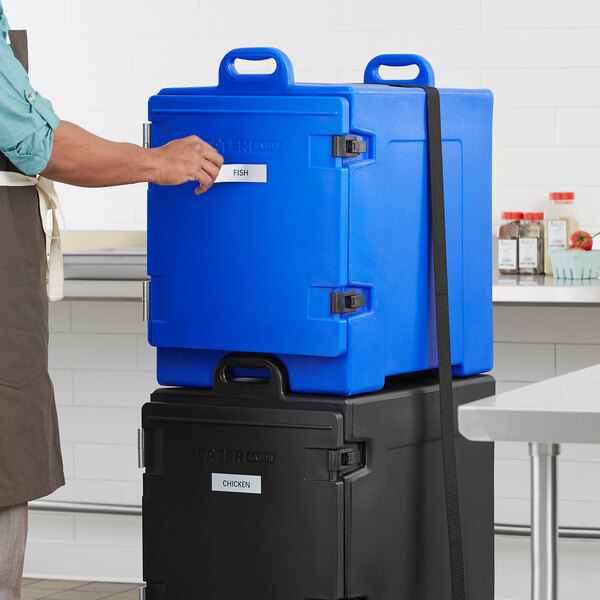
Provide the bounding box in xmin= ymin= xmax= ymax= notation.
xmin=146 ymin=48 xmax=493 ymax=395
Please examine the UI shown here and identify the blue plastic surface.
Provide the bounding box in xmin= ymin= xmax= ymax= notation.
xmin=147 ymin=48 xmax=494 ymax=395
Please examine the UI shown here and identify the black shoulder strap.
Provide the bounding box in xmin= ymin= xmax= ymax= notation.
xmin=390 ymin=83 xmax=465 ymax=600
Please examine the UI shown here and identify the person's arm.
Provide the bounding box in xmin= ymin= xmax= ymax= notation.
xmin=42 ymin=121 xmax=223 ymax=194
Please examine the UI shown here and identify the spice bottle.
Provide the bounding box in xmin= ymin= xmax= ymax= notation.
xmin=544 ymin=192 xmax=578 ymax=275
xmin=519 ymin=212 xmax=544 ymax=275
xmin=498 ymin=212 xmax=523 ymax=274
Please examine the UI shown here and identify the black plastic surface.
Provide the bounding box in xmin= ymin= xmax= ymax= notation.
xmin=142 ymin=364 xmax=494 ymax=600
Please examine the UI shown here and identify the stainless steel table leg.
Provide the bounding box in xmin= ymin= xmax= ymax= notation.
xmin=529 ymin=442 xmax=560 ymax=600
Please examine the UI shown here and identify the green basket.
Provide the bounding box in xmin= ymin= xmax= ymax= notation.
xmin=550 ymin=249 xmax=600 ymax=279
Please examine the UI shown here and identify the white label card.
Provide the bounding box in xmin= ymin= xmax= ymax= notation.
xmin=518 ymin=238 xmax=539 ymax=269
xmin=215 ymin=164 xmax=267 ymax=183
xmin=547 ymin=219 xmax=567 ymax=249
xmin=497 ymin=239 xmax=517 ymax=270
xmin=212 ymin=473 xmax=262 ymax=495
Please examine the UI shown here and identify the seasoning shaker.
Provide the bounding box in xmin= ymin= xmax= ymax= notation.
xmin=498 ymin=211 xmax=523 ymax=274
xmin=519 ymin=212 xmax=544 ymax=275
xmin=544 ymin=192 xmax=578 ymax=276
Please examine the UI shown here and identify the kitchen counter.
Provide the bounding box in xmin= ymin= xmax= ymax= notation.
xmin=62 ymin=247 xmax=147 ymax=301
xmin=493 ymin=272 xmax=600 ymax=305
xmin=62 ymin=279 xmax=146 ymax=301
xmin=62 ymin=248 xmax=600 ymax=305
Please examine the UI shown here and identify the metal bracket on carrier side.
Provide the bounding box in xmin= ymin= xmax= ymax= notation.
xmin=332 ymin=135 xmax=366 ymax=157
xmin=142 ymin=123 xmax=152 ymax=149
xmin=331 ymin=291 xmax=366 ymax=314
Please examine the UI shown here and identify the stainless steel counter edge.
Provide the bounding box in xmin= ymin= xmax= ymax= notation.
xmin=493 ymin=273 xmax=600 ymax=305
xmin=62 ymin=279 xmax=147 ymax=301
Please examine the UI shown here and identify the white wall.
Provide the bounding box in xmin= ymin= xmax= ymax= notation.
xmin=24 ymin=300 xmax=153 ymax=582
xmin=5 ymin=0 xmax=600 ymax=230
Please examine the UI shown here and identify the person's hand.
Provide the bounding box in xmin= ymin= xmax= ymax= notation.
xmin=152 ymin=136 xmax=224 ymax=194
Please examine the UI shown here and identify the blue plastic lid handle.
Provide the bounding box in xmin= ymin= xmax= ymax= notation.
xmin=364 ymin=54 xmax=435 ymax=87
xmin=218 ymin=47 xmax=295 ymax=92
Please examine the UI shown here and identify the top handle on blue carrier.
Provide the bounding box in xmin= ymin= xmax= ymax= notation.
xmin=363 ymin=54 xmax=435 ymax=87
xmin=218 ymin=47 xmax=295 ymax=92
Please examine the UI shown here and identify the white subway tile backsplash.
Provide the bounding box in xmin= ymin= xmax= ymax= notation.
xmin=495 ymin=497 xmax=529 ymax=525
xmin=64 ymin=111 xmax=138 ymax=146
xmin=494 ymin=306 xmax=600 ymax=344
xmin=554 ymin=29 xmax=600 ymax=68
xmin=495 ymin=442 xmax=529 ymax=460
xmin=136 ymin=335 xmax=156 ymax=371
xmin=69 ymin=36 xmax=134 ymax=76
xmin=49 ymin=301 xmax=71 ymax=333
xmin=56 ymin=185 xmax=138 ymax=230
xmin=68 ymin=0 xmax=199 ymax=37
xmin=338 ymin=0 xmax=480 ymax=31
xmin=491 ymin=343 xmax=555 ymax=382
xmin=482 ymin=0 xmax=600 ymax=29
xmin=74 ymin=514 xmax=141 ymax=545
xmin=50 ymin=369 xmax=73 ymax=406
xmin=49 ymin=333 xmax=137 ymax=371
xmin=203 ymin=0 xmax=337 ymax=34
xmin=407 ymin=29 xmax=554 ymax=70
xmin=2 ymin=0 xmax=69 ymax=37
xmin=482 ymin=68 xmax=600 ymax=108
xmin=60 ymin=442 xmax=75 ymax=479
xmin=493 ymin=108 xmax=555 ymax=148
xmin=44 ymin=479 xmax=141 ymax=506
xmin=73 ymin=444 xmax=140 ymax=481
xmin=27 ymin=512 xmax=76 ymax=543
xmin=556 ymin=345 xmax=600 ymax=376
xmin=494 ymin=147 xmax=600 ymax=187
xmin=56 ymin=406 xmax=139 ymax=444
xmin=495 ymin=382 xmax=527 ymax=394
xmin=73 ymin=370 xmax=156 ymax=407
xmin=495 ymin=458 xmax=530 ymax=499
xmin=71 ymin=302 xmax=145 ymax=335
xmin=556 ymin=108 xmax=600 ymax=147
xmin=496 ymin=457 xmax=600 ymax=504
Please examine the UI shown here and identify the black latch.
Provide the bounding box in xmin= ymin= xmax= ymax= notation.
xmin=328 ymin=447 xmax=363 ymax=475
xmin=331 ymin=291 xmax=366 ymax=314
xmin=332 ymin=135 xmax=367 ymax=157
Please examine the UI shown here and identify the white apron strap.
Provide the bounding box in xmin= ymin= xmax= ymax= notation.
xmin=0 ymin=172 xmax=64 ymax=301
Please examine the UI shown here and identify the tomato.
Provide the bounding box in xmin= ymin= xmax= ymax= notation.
xmin=569 ymin=230 xmax=594 ymax=251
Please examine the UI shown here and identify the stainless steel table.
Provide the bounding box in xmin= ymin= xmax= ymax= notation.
xmin=459 ymin=365 xmax=600 ymax=600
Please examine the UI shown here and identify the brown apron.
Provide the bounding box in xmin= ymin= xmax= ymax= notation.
xmin=0 ymin=30 xmax=64 ymax=508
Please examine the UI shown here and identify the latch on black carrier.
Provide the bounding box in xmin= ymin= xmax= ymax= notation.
xmin=328 ymin=446 xmax=363 ymax=475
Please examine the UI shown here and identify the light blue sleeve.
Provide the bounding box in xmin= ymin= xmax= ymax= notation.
xmin=0 ymin=17 xmax=60 ymax=175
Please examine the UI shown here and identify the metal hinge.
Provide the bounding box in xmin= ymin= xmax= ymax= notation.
xmin=331 ymin=291 xmax=365 ymax=314
xmin=329 ymin=446 xmax=363 ymax=475
xmin=332 ymin=135 xmax=366 ymax=157
xmin=142 ymin=280 xmax=150 ymax=322
xmin=142 ymin=122 xmax=152 ymax=149
xmin=138 ymin=587 xmax=146 ymax=600
xmin=138 ymin=429 xmax=145 ymax=469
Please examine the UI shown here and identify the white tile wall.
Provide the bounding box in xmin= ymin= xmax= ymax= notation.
xmin=3 ymin=0 xmax=600 ymax=229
